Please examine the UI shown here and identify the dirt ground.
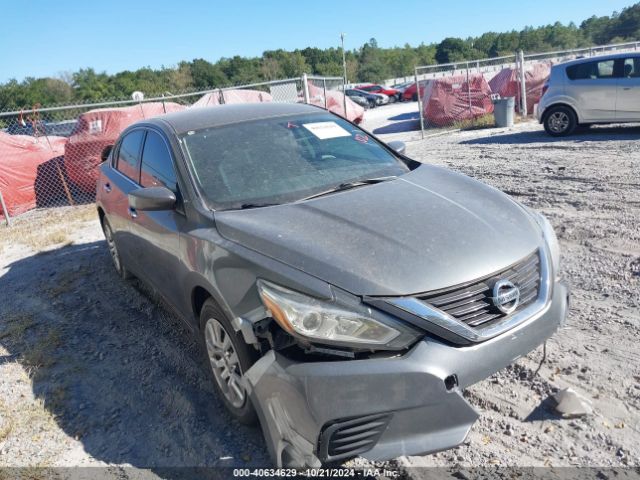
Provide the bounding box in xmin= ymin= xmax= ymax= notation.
xmin=0 ymin=118 xmax=638 ymax=477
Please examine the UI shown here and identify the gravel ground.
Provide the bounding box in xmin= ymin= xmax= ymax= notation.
xmin=0 ymin=119 xmax=638 ymax=477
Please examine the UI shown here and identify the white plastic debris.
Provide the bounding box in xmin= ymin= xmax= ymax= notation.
xmin=553 ymin=387 xmax=593 ymax=418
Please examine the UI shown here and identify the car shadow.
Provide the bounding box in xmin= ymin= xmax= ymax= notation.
xmin=372 ymin=119 xmax=421 ymax=134
xmin=0 ymin=241 xmax=270 ymax=468
xmin=461 ymin=125 xmax=640 ymax=145
xmin=388 ymin=111 xmax=420 ymax=122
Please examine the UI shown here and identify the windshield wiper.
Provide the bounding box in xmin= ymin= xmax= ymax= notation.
xmin=299 ymin=176 xmax=398 ymax=202
xmin=238 ymin=202 xmax=281 ymax=209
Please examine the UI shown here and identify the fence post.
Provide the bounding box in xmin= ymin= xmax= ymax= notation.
xmin=466 ymin=62 xmax=473 ymax=122
xmin=0 ymin=189 xmax=11 ymax=227
xmin=518 ymin=50 xmax=528 ymax=117
xmin=302 ymin=73 xmax=310 ymax=104
xmin=342 ymin=76 xmax=347 ymax=118
xmin=415 ymin=66 xmax=425 ymax=139
xmin=322 ymin=78 xmax=328 ymax=109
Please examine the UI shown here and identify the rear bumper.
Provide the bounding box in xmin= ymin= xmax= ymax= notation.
xmin=245 ymin=281 xmax=569 ymax=467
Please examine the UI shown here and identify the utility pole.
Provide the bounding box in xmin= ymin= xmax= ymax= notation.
xmin=340 ymin=33 xmax=348 ymax=85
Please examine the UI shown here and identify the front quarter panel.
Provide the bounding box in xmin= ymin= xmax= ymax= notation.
xmin=179 ymin=223 xmax=335 ymax=331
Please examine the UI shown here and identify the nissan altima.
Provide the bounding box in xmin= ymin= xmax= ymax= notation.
xmin=96 ymin=102 xmax=569 ymax=467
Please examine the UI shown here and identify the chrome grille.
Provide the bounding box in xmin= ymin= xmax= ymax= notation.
xmin=417 ymin=251 xmax=541 ymax=329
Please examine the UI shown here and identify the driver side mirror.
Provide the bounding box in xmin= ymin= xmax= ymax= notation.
xmin=128 ymin=187 xmax=176 ymax=211
xmin=387 ymin=140 xmax=406 ymax=155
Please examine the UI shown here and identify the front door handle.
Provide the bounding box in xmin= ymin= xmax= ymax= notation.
xmin=128 ymin=207 xmax=137 ymax=219
xmin=103 ymin=182 xmax=112 ymax=193
xmin=623 ymin=87 xmax=633 ymax=90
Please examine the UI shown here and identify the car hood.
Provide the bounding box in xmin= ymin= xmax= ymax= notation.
xmin=215 ymin=165 xmax=543 ymax=296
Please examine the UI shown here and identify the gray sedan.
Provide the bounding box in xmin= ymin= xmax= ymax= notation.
xmin=96 ymin=103 xmax=568 ymax=467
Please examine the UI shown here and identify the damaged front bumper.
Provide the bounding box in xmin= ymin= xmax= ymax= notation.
xmin=244 ymin=281 xmax=569 ymax=467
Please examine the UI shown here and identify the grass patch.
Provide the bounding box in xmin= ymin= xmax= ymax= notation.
xmin=0 ymin=313 xmax=36 ymax=342
xmin=452 ymin=113 xmax=496 ymax=130
xmin=21 ymin=329 xmax=63 ymax=375
xmin=0 ymin=400 xmax=13 ymax=442
xmin=46 ymin=267 xmax=91 ymax=299
xmin=0 ymin=204 xmax=97 ymax=253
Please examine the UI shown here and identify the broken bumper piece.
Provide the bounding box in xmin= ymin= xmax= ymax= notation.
xmin=244 ymin=282 xmax=569 ymax=467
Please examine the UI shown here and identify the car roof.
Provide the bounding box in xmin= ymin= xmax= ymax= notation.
xmin=557 ymin=51 xmax=640 ymax=67
xmin=149 ymin=102 xmax=325 ymax=134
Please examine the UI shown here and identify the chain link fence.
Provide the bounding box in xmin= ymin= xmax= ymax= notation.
xmin=411 ymin=40 xmax=640 ymax=136
xmin=0 ymin=75 xmax=355 ymax=225
xmin=413 ymin=55 xmax=516 ymax=131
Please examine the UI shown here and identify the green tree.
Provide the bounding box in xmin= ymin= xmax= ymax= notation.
xmin=189 ymin=59 xmax=228 ymax=89
xmin=357 ymin=38 xmax=389 ymax=82
xmin=435 ymin=37 xmax=469 ymax=63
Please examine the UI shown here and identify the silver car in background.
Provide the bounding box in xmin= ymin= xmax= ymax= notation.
xmin=538 ymin=52 xmax=640 ymax=136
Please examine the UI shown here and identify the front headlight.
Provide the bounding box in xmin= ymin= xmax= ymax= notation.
xmin=529 ymin=209 xmax=560 ymax=277
xmin=257 ymin=280 xmax=420 ymax=351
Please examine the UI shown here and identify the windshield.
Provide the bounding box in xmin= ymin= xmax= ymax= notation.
xmin=180 ymin=113 xmax=409 ymax=210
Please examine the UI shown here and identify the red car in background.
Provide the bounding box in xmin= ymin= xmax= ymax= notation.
xmin=402 ymin=80 xmax=430 ymax=102
xmin=356 ymin=84 xmax=400 ymax=102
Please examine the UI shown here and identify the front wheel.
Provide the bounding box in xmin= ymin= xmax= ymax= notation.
xmin=388 ymin=95 xmax=396 ymax=103
xmin=543 ymin=106 xmax=577 ymax=137
xmin=368 ymin=100 xmax=376 ymax=109
xmin=201 ymin=299 xmax=257 ymax=425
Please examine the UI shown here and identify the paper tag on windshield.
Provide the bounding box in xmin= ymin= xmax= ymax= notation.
xmin=303 ymin=121 xmax=351 ymax=140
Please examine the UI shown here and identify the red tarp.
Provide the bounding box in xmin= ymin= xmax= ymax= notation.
xmin=489 ymin=63 xmax=551 ymax=113
xmin=64 ymin=102 xmax=186 ymax=193
xmin=0 ymin=132 xmax=68 ymax=217
xmin=192 ymin=89 xmax=273 ymax=107
xmin=307 ymin=82 xmax=365 ymax=124
xmin=422 ymin=74 xmax=494 ymax=127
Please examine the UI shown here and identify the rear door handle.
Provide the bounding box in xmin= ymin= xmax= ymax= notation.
xmin=103 ymin=182 xmax=112 ymax=193
xmin=128 ymin=207 xmax=137 ymax=219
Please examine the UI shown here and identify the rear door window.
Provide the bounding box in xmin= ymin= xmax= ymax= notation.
xmin=139 ymin=130 xmax=177 ymax=192
xmin=566 ymin=59 xmax=616 ymax=80
xmin=622 ymin=57 xmax=640 ymax=78
xmin=116 ymin=130 xmax=145 ymax=181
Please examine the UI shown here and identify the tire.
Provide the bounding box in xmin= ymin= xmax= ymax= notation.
xmin=543 ymin=105 xmax=577 ymax=137
xmin=200 ymin=299 xmax=257 ymax=425
xmin=368 ymin=100 xmax=376 ymax=109
xmin=101 ymin=218 xmax=132 ymax=280
xmin=388 ymin=95 xmax=396 ymax=103
xmin=412 ymin=93 xmax=418 ymax=102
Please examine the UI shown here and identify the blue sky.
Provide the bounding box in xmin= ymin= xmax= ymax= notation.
xmin=1 ymin=0 xmax=636 ymax=82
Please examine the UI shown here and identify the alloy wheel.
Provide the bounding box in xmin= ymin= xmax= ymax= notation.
xmin=548 ymin=111 xmax=570 ymax=133
xmin=204 ymin=318 xmax=246 ymax=409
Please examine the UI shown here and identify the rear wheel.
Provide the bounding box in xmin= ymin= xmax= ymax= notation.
xmin=200 ymin=299 xmax=257 ymax=425
xmin=543 ymin=106 xmax=577 ymax=136
xmin=101 ymin=218 xmax=131 ymax=280
xmin=412 ymin=92 xmax=418 ymax=102
xmin=368 ymin=99 xmax=376 ymax=109
xmin=388 ymin=95 xmax=396 ymax=103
